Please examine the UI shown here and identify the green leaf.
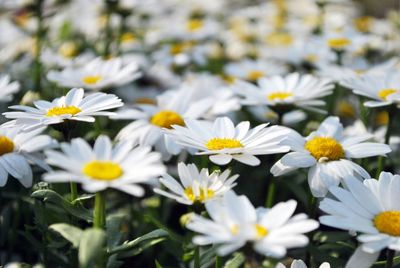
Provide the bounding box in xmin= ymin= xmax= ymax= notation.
xmin=155 ymin=260 xmax=163 ymax=268
xmin=49 ymin=223 xmax=83 ymax=248
xmin=108 ymin=229 xmax=168 ymax=255
xmin=224 ymin=252 xmax=245 ymax=268
xmin=117 ymin=237 xmax=166 ymax=258
xmin=106 ymin=214 xmax=124 ymax=248
xmin=79 ymin=228 xmax=106 ymax=268
xmin=31 ymin=189 xmax=92 ymax=222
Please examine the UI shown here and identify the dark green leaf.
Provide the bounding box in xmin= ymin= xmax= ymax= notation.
xmin=79 ymin=228 xmax=106 ymax=268
xmin=49 ymin=223 xmax=83 ymax=248
xmin=224 ymin=252 xmax=245 ymax=268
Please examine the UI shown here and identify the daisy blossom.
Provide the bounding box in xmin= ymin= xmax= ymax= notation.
xmin=271 ymin=116 xmax=391 ymax=197
xmin=187 ymin=191 xmax=319 ymax=257
xmin=319 ymin=173 xmax=400 ymax=268
xmin=276 ymin=259 xmax=330 ymax=268
xmin=154 ymin=162 xmax=238 ymax=205
xmin=166 ymin=116 xmax=291 ymax=166
xmin=341 ymin=71 xmax=400 ymax=108
xmin=3 ymin=88 xmax=123 ymax=131
xmin=0 ymin=75 xmax=20 ymax=102
xmin=47 ymin=57 xmax=141 ymax=90
xmin=43 ymin=135 xmax=166 ymax=197
xmin=0 ymin=125 xmax=56 ymax=187
xmin=232 ymin=73 xmax=334 ymax=113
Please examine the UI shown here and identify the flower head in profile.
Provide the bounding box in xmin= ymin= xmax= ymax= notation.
xmin=47 ymin=57 xmax=141 ymax=90
xmin=186 ymin=191 xmax=319 ymax=257
xmin=166 ymin=117 xmax=291 ymax=166
xmin=341 ymin=72 xmax=400 ymax=108
xmin=319 ymin=173 xmax=400 ymax=268
xmin=154 ymin=162 xmax=238 ymax=205
xmin=3 ymin=88 xmax=123 ymax=131
xmin=224 ymin=59 xmax=287 ymax=82
xmin=43 ymin=135 xmax=166 ymax=196
xmin=233 ymin=73 xmax=334 ymax=113
xmin=271 ymin=116 xmax=391 ymax=197
xmin=0 ymin=125 xmax=56 ymax=187
xmin=0 ymin=74 xmax=20 ymax=102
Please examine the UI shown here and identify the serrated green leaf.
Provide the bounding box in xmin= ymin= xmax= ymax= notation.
xmin=224 ymin=252 xmax=245 ymax=268
xmin=79 ymin=228 xmax=106 ymax=268
xmin=31 ymin=189 xmax=92 ymax=222
xmin=108 ymin=229 xmax=168 ymax=255
xmin=49 ymin=223 xmax=83 ymax=248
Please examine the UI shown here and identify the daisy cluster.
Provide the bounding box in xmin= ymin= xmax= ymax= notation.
xmin=1 ymin=0 xmax=400 ymax=268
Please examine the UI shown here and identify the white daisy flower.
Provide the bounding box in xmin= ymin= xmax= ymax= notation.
xmin=271 ymin=116 xmax=391 ymax=197
xmin=3 ymin=88 xmax=123 ymax=131
xmin=187 ymin=191 xmax=319 ymax=257
xmin=0 ymin=75 xmax=20 ymax=102
xmin=341 ymin=71 xmax=400 ymax=108
xmin=166 ymin=116 xmax=291 ymax=166
xmin=232 ymin=73 xmax=334 ymax=114
xmin=276 ymin=259 xmax=330 ymax=268
xmin=154 ymin=162 xmax=239 ymax=205
xmin=224 ymin=59 xmax=287 ymax=82
xmin=47 ymin=57 xmax=141 ymax=90
xmin=113 ymin=87 xmax=214 ymax=159
xmin=43 ymin=135 xmax=166 ymax=197
xmin=0 ymin=125 xmax=56 ymax=187
xmin=319 ymin=173 xmax=400 ymax=268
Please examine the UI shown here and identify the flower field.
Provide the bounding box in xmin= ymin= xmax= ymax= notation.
xmin=1 ymin=0 xmax=400 ymax=267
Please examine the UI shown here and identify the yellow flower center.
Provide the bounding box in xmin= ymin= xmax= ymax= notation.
xmin=305 ymin=137 xmax=345 ymax=161
xmin=374 ymin=211 xmax=400 ymax=236
xmin=255 ymin=224 xmax=268 ymax=238
xmin=305 ymin=54 xmax=318 ymax=63
xmin=46 ymin=106 xmax=81 ymax=117
xmin=0 ymin=136 xmax=14 ymax=156
xmin=375 ymin=111 xmax=389 ymax=126
xmin=150 ymin=110 xmax=185 ymax=129
xmin=354 ymin=16 xmax=372 ymax=33
xmin=169 ymin=41 xmax=196 ymax=55
xmin=337 ymin=101 xmax=356 ymax=119
xmin=120 ymin=32 xmax=137 ymax=43
xmin=82 ymin=75 xmax=103 ymax=85
xmin=186 ymin=19 xmax=204 ymax=32
xmin=82 ymin=161 xmax=123 ymax=181
xmin=205 ymin=138 xmax=244 ymax=151
xmin=266 ymin=32 xmax=294 ymax=47
xmin=246 ymin=70 xmax=265 ymax=81
xmin=58 ymin=42 xmax=78 ymax=58
xmin=378 ymin=88 xmax=397 ymax=101
xmin=267 ymin=91 xmax=293 ymax=101
xmin=134 ymin=97 xmax=156 ymax=105
xmin=230 ymin=224 xmax=239 ymax=235
xmin=184 ymin=187 xmax=215 ymax=202
xmin=327 ymin=38 xmax=351 ymax=49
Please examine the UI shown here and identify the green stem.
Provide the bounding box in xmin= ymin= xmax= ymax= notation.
xmin=376 ymin=106 xmax=395 ymax=178
xmin=386 ymin=249 xmax=395 ymax=268
xmin=265 ymin=179 xmax=276 ymax=208
xmin=103 ymin=1 xmax=113 ymax=57
xmin=194 ymin=246 xmax=200 ymax=268
xmin=215 ymin=256 xmax=222 ymax=268
xmin=117 ymin=14 xmax=127 ymax=55
xmin=93 ymin=192 xmax=106 ymax=229
xmin=33 ymin=0 xmax=44 ymax=92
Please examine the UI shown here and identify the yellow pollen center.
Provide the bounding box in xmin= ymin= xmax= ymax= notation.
xmin=378 ymin=88 xmax=397 ymax=100
xmin=354 ymin=16 xmax=372 ymax=33
xmin=58 ymin=42 xmax=78 ymax=58
xmin=82 ymin=161 xmax=123 ymax=181
xmin=186 ymin=19 xmax=204 ymax=32
xmin=150 ymin=110 xmax=185 ymax=129
xmin=246 ymin=70 xmax=265 ymax=81
xmin=0 ymin=136 xmax=14 ymax=156
xmin=46 ymin=106 xmax=81 ymax=117
xmin=305 ymin=54 xmax=318 ymax=63
xmin=255 ymin=224 xmax=268 ymax=238
xmin=305 ymin=136 xmax=345 ymax=161
xmin=266 ymin=32 xmax=294 ymax=47
xmin=134 ymin=97 xmax=156 ymax=105
xmin=374 ymin=211 xmax=400 ymax=236
xmin=327 ymin=38 xmax=351 ymax=49
xmin=169 ymin=41 xmax=195 ymax=55
xmin=267 ymin=91 xmax=293 ymax=101
xmin=206 ymin=138 xmax=244 ymax=151
xmin=120 ymin=32 xmax=137 ymax=43
xmin=184 ymin=187 xmax=215 ymax=202
xmin=230 ymin=224 xmax=239 ymax=235
xmin=82 ymin=75 xmax=103 ymax=85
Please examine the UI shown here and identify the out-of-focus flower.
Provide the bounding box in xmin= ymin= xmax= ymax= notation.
xmin=0 ymin=75 xmax=20 ymax=102
xmin=276 ymin=259 xmax=330 ymax=268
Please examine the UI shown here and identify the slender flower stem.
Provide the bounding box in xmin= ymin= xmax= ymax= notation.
xmin=33 ymin=0 xmax=44 ymax=92
xmin=93 ymin=192 xmax=106 ymax=229
xmin=265 ymin=181 xmax=276 ymax=208
xmin=215 ymin=256 xmax=222 ymax=268
xmin=194 ymin=246 xmax=200 ymax=268
xmin=386 ymin=249 xmax=395 ymax=268
xmin=376 ymin=106 xmax=396 ymax=178
xmin=103 ymin=1 xmax=114 ymax=57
